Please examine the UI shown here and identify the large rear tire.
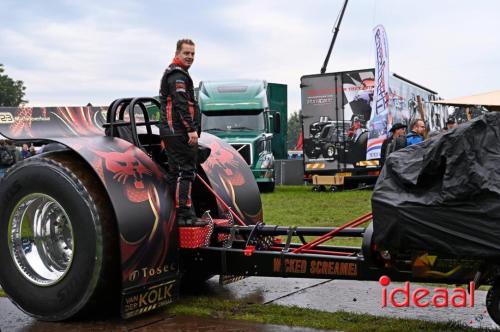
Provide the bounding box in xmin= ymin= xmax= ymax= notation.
xmin=0 ymin=155 xmax=119 ymax=321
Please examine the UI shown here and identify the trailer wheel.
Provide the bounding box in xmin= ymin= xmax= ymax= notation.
xmin=312 ymin=185 xmax=325 ymax=192
xmin=330 ymin=185 xmax=342 ymax=192
xmin=0 ymin=156 xmax=119 ymax=321
xmin=486 ymin=279 xmax=500 ymax=326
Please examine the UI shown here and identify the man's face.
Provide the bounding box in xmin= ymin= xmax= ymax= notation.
xmin=414 ymin=120 xmax=425 ymax=135
xmin=176 ymin=44 xmax=195 ymax=68
xmin=447 ymin=122 xmax=457 ymax=130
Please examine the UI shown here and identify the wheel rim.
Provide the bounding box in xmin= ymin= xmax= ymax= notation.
xmin=8 ymin=193 xmax=74 ymax=286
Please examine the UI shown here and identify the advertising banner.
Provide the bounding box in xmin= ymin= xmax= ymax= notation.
xmin=368 ymin=24 xmax=390 ymax=160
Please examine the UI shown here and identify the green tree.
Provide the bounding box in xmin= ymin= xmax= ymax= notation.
xmin=287 ymin=110 xmax=302 ymax=150
xmin=0 ymin=64 xmax=27 ymax=106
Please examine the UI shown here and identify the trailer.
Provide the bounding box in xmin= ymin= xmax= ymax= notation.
xmin=300 ymin=69 xmax=447 ymax=191
xmin=0 ymin=99 xmax=500 ymax=327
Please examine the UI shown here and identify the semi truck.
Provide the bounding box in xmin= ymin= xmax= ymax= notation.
xmin=198 ymin=80 xmax=287 ymax=192
xmin=301 ymin=69 xmax=446 ymax=191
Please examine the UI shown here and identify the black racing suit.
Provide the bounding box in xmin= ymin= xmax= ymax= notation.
xmin=159 ymin=63 xmax=201 ymax=222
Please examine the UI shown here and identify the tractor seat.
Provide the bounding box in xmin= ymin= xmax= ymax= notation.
xmin=104 ymin=120 xmax=135 ymax=145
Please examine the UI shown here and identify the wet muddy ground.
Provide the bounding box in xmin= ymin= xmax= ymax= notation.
xmin=1 ymin=277 xmax=498 ymax=331
xmin=0 ymin=297 xmax=332 ymax=332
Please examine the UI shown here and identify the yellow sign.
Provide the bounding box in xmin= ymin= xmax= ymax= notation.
xmin=335 ymin=172 xmax=352 ymax=177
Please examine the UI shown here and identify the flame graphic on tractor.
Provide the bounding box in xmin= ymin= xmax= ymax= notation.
xmin=93 ymin=144 xmax=163 ymax=203
xmin=204 ymin=140 xmax=245 ymax=186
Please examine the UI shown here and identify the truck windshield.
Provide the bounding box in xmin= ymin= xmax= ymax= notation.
xmin=202 ymin=110 xmax=265 ymax=132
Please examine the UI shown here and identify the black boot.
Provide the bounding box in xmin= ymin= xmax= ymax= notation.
xmin=177 ymin=208 xmax=208 ymax=227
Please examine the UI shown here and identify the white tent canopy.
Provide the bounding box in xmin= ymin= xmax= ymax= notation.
xmin=432 ymin=90 xmax=500 ymax=111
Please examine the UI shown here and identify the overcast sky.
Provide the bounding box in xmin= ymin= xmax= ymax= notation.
xmin=1 ymin=0 xmax=499 ymax=114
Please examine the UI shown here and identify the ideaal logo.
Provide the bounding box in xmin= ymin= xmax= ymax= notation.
xmin=380 ymin=276 xmax=475 ymax=308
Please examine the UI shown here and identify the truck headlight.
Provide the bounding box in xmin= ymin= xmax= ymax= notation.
xmin=261 ymin=155 xmax=273 ymax=169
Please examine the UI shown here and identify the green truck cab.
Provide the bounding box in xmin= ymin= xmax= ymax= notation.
xmin=198 ymin=80 xmax=287 ymax=192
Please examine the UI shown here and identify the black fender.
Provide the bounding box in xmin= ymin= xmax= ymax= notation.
xmin=0 ymin=106 xmax=262 ymax=289
xmin=39 ymin=136 xmax=177 ymax=291
xmin=199 ymin=133 xmax=262 ymax=225
xmin=34 ymin=134 xmax=263 ymax=290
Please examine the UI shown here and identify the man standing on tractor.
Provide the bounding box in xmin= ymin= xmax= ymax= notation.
xmin=159 ymin=39 xmax=204 ymax=227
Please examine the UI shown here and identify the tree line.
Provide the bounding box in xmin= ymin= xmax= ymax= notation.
xmin=0 ymin=64 xmax=27 ymax=107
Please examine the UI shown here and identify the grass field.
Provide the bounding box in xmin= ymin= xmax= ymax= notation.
xmin=261 ymin=186 xmax=372 ymax=226
xmin=261 ymin=185 xmax=372 ymax=246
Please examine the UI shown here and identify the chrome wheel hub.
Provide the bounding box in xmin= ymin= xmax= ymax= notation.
xmin=8 ymin=194 xmax=74 ymax=286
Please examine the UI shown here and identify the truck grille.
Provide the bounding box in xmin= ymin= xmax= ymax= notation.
xmin=230 ymin=143 xmax=252 ymax=165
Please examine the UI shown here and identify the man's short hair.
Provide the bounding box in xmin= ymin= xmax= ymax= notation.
xmin=410 ymin=118 xmax=424 ymax=130
xmin=176 ymin=39 xmax=195 ymax=53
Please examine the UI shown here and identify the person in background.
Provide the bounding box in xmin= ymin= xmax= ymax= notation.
xmin=0 ymin=140 xmax=14 ymax=171
xmin=29 ymin=144 xmax=36 ymax=156
xmin=406 ymin=119 xmax=425 ymax=146
xmin=5 ymin=140 xmax=20 ymax=162
xmin=20 ymin=143 xmax=30 ymax=159
xmin=445 ymin=117 xmax=458 ymax=130
xmin=380 ymin=123 xmax=407 ymax=166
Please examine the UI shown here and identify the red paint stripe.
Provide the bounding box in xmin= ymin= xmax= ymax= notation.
xmin=166 ymin=96 xmax=174 ymax=133
xmin=175 ymin=177 xmax=180 ymax=208
xmin=188 ymin=101 xmax=195 ymax=119
xmin=186 ymin=182 xmax=192 ymax=207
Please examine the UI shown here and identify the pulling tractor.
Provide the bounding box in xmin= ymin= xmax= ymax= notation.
xmin=1 ymin=98 xmax=500 ymax=327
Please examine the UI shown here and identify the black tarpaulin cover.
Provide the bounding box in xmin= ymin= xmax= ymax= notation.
xmin=372 ymin=112 xmax=500 ymax=257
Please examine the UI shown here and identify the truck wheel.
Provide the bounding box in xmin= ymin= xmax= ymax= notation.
xmin=0 ymin=156 xmax=119 ymax=321
xmin=486 ymin=279 xmax=500 ymax=326
xmin=258 ymin=182 xmax=275 ymax=193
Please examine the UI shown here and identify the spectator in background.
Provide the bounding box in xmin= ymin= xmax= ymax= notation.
xmin=380 ymin=123 xmax=407 ymax=166
xmin=5 ymin=140 xmax=20 ymax=162
xmin=0 ymin=140 xmax=15 ymax=176
xmin=445 ymin=118 xmax=458 ymax=130
xmin=406 ymin=119 xmax=425 ymax=146
xmin=29 ymin=144 xmax=36 ymax=156
xmin=20 ymin=143 xmax=30 ymax=159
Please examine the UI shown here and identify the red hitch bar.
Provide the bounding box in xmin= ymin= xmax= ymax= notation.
xmin=291 ymin=212 xmax=372 ymax=254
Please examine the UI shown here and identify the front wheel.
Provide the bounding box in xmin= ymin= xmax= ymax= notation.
xmin=0 ymin=156 xmax=119 ymax=321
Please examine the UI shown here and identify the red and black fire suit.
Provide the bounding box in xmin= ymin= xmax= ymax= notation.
xmin=159 ymin=62 xmax=201 ymax=223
